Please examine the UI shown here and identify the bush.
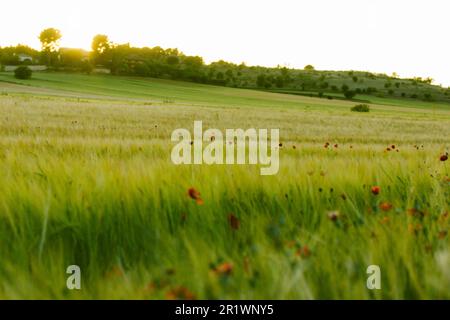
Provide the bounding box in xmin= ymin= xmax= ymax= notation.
xmin=351 ymin=104 xmax=370 ymax=112
xmin=344 ymin=90 xmax=356 ymax=99
xmin=14 ymin=66 xmax=32 ymax=79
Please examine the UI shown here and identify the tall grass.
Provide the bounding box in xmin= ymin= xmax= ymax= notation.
xmin=0 ymin=85 xmax=448 ymax=299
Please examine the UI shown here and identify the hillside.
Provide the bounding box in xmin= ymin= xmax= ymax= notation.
xmin=1 ymin=72 xmax=450 ymax=113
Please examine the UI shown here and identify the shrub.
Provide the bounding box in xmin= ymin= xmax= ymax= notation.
xmin=14 ymin=66 xmax=32 ymax=79
xmin=344 ymin=90 xmax=356 ymax=99
xmin=351 ymin=104 xmax=370 ymax=112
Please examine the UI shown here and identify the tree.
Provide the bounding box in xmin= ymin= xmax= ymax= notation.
xmin=344 ymin=90 xmax=357 ymax=99
xmin=39 ymin=28 xmax=62 ymax=66
xmin=14 ymin=66 xmax=32 ymax=79
xmin=304 ymin=64 xmax=315 ymax=71
xmin=256 ymin=74 xmax=266 ymax=88
xmin=341 ymin=84 xmax=349 ymax=92
xmin=91 ymin=34 xmax=111 ymax=66
xmin=167 ymin=56 xmax=179 ymax=65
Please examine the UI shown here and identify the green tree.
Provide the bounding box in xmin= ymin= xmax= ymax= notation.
xmin=91 ymin=34 xmax=111 ymax=66
xmin=39 ymin=28 xmax=62 ymax=66
xmin=256 ymin=74 xmax=266 ymax=88
xmin=344 ymin=90 xmax=356 ymax=99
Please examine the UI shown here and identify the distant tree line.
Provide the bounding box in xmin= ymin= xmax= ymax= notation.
xmin=1 ymin=28 xmax=448 ymax=102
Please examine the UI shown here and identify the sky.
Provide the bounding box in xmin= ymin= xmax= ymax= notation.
xmin=1 ymin=0 xmax=449 ymax=86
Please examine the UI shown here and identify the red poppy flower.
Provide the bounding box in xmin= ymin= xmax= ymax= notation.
xmin=371 ymin=186 xmax=380 ymax=195
xmin=165 ymin=286 xmax=196 ymax=300
xmin=296 ymin=245 xmax=311 ymax=258
xmin=188 ymin=187 xmax=203 ymax=205
xmin=213 ymin=262 xmax=233 ymax=275
xmin=379 ymin=202 xmax=393 ymax=211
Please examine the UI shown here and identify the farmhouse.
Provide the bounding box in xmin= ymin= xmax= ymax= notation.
xmin=17 ymin=53 xmax=33 ymax=63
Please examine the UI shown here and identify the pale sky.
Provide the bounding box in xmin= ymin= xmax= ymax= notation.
xmin=1 ymin=0 xmax=449 ymax=86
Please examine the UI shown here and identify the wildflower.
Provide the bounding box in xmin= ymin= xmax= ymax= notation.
xmin=188 ymin=187 xmax=203 ymax=205
xmin=295 ymin=245 xmax=311 ymax=258
xmin=379 ymin=202 xmax=393 ymax=211
xmin=408 ymin=223 xmax=423 ymax=235
xmin=145 ymin=279 xmax=169 ymax=293
xmin=212 ymin=262 xmax=233 ymax=275
xmin=391 ymin=145 xmax=396 ymax=149
xmin=407 ymin=208 xmax=425 ymax=219
xmin=228 ymin=213 xmax=240 ymax=230
xmin=380 ymin=216 xmax=390 ymax=224
xmin=327 ymin=210 xmax=340 ymax=221
xmin=334 ymin=144 xmax=338 ymax=148
xmin=279 ymin=143 xmax=283 ymax=147
xmin=371 ymin=186 xmax=380 ymax=195
xmin=105 ymin=266 xmax=124 ymax=279
xmin=165 ymin=286 xmax=196 ymax=300
xmin=440 ymin=154 xmax=448 ymax=161
xmin=386 ymin=147 xmax=391 ymax=152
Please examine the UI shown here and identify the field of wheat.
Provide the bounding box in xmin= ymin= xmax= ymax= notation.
xmin=0 ymin=73 xmax=449 ymax=299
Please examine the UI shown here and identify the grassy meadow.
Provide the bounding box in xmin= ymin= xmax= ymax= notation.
xmin=0 ymin=72 xmax=449 ymax=299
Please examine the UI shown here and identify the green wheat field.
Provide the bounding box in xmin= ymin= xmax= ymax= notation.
xmin=0 ymin=72 xmax=449 ymax=299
